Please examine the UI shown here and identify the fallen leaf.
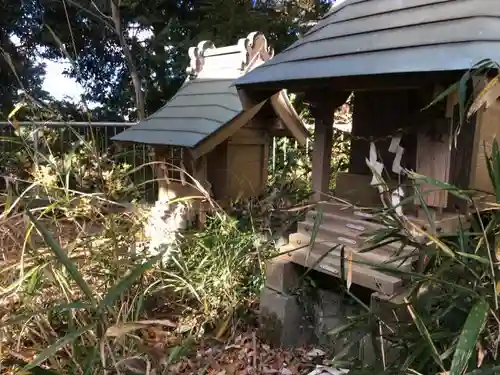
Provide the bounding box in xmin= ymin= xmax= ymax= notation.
xmin=117 ymin=357 xmax=148 ymax=373
xmin=305 ymin=348 xmax=325 ymax=359
xmin=137 ymin=319 xmax=176 ymax=327
xmin=106 ymin=322 xmax=148 ymax=337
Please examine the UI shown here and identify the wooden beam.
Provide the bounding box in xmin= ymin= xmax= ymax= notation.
xmin=240 ymin=71 xmax=461 ymax=97
xmin=310 ymin=103 xmax=334 ymax=202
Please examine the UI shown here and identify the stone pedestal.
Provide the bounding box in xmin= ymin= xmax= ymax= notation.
xmin=361 ymin=291 xmax=411 ymax=367
xmin=259 ymin=256 xmax=410 ymax=362
xmin=259 ymin=256 xmax=313 ymax=348
xmin=312 ymin=289 xmax=365 ymax=357
xmin=259 ymin=287 xmax=314 ymax=348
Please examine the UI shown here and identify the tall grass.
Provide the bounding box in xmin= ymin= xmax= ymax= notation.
xmin=0 ymin=121 xmax=278 ymax=374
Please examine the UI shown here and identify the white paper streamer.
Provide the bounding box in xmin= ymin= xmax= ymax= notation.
xmin=388 ymin=135 xmax=405 ymax=174
xmin=391 ymin=186 xmax=405 ymax=217
xmin=388 ymin=134 xmax=401 ymax=153
xmin=366 ymin=142 xmax=384 ymax=190
xmin=392 ymin=146 xmax=404 ymax=174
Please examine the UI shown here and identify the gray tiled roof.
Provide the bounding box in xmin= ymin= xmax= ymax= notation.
xmin=235 ymin=0 xmax=500 ymax=87
xmin=112 ymin=32 xmax=275 ymax=147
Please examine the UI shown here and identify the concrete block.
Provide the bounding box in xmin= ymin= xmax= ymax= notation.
xmin=312 ymin=289 xmax=365 ymax=357
xmin=362 ymin=290 xmax=412 ymax=367
xmin=259 ymin=287 xmax=313 ymax=348
xmin=265 ymin=257 xmax=301 ymax=294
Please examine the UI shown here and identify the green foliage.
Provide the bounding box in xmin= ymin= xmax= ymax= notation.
xmin=158 ymin=215 xmax=267 ymax=318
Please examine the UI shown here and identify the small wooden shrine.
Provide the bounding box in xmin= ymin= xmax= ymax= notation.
xmin=112 ymin=32 xmax=308 ymax=220
xmin=234 ymin=0 xmax=500 ymax=296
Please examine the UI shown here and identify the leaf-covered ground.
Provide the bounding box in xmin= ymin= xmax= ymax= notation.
xmin=163 ymin=332 xmax=341 ymax=375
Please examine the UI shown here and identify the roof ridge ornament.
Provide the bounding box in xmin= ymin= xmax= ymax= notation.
xmin=186 ymin=40 xmax=216 ymax=78
xmin=238 ymin=31 xmax=274 ymax=73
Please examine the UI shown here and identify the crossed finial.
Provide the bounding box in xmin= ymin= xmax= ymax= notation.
xmin=186 ymin=40 xmax=216 ymax=77
xmin=238 ymin=31 xmax=274 ymax=71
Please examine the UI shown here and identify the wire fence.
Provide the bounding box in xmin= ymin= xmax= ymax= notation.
xmin=0 ymin=121 xmax=306 ymax=201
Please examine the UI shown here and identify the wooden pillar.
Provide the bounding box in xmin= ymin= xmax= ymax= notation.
xmin=311 ymin=105 xmax=334 ymax=202
xmin=153 ymin=146 xmax=170 ymax=201
xmin=307 ymin=91 xmax=350 ymax=202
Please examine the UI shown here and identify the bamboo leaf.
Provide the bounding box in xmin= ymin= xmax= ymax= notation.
xmin=25 ymin=210 xmax=95 ymax=303
xmin=405 ymin=298 xmax=446 ymax=372
xmin=24 ymin=324 xmax=96 ymax=370
xmin=346 ymin=249 xmax=353 ymax=291
xmin=3 ymin=358 xmax=58 ymax=375
xmin=406 ymin=220 xmax=456 ymax=259
xmin=98 ymin=250 xmax=166 ymax=312
xmin=467 ymin=74 xmax=500 ymax=118
xmin=449 ymin=299 xmax=489 ymax=375
xmin=465 ymin=364 xmax=500 ymax=374
xmin=422 ymin=81 xmax=459 ymax=110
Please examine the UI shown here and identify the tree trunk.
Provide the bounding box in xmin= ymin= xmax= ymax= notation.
xmin=110 ymin=0 xmax=146 ymax=120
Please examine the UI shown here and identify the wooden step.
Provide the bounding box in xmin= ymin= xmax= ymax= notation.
xmin=317 ymin=201 xmax=469 ymax=233
xmin=306 ymin=209 xmax=384 ymax=233
xmin=316 ymin=202 xmax=382 ymax=221
xmin=283 ymin=245 xmax=405 ymax=296
xmin=288 ymin=232 xmax=414 ymax=271
xmin=297 ymin=216 xmax=416 ymax=256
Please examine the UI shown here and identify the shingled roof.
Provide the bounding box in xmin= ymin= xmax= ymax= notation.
xmin=235 ymin=0 xmax=500 ymax=87
xmin=112 ymin=32 xmax=308 ymax=158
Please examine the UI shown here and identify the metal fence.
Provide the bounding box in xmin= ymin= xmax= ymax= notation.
xmin=0 ymin=121 xmax=157 ymax=200
xmin=0 ymin=121 xmax=303 ymax=200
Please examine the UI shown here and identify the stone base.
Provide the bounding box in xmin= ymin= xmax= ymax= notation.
xmin=313 ymin=289 xmax=366 ymax=357
xmin=259 ymin=287 xmax=314 ymax=348
xmin=259 ymin=256 xmax=413 ymax=366
xmin=361 ymin=290 xmax=412 ymax=367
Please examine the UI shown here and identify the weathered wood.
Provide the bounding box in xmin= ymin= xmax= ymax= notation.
xmin=227 ymin=143 xmax=267 ymax=198
xmin=288 ymin=232 xmax=415 ymax=272
xmin=415 ymin=89 xmax=453 ymax=209
xmin=241 ymin=71 xmax=459 ymax=96
xmin=310 ymin=103 xmax=335 ymax=202
xmin=335 ymin=172 xmax=384 ymax=207
xmin=192 ymin=99 xmax=267 ymax=159
xmin=282 ymin=245 xmax=405 ymax=296
xmin=470 ymin=102 xmax=500 ymax=194
xmin=206 ymin=141 xmax=229 ymax=200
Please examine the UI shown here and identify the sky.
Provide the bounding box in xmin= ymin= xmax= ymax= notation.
xmin=43 ymin=60 xmax=85 ymax=101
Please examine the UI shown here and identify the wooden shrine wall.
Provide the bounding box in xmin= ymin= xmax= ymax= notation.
xmin=348 ymin=89 xmax=420 ymax=177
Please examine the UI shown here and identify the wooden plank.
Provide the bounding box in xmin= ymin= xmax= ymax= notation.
xmin=449 ymin=103 xmax=477 ymax=212
xmin=206 ymin=141 xmax=228 ymax=200
xmin=270 ymin=91 xmax=309 ymax=146
xmin=311 ymin=106 xmax=334 ymax=201
xmin=192 ymin=99 xmax=266 ymax=159
xmin=228 ymin=128 xmax=266 ymax=145
xmin=296 ymin=220 xmax=415 ymax=256
xmin=470 ymin=101 xmax=500 ymax=194
xmin=335 ymin=173 xmax=383 ymax=207
xmin=288 ymin=232 xmax=415 ymax=271
xmin=227 ymin=144 xmax=266 ymax=198
xmin=415 ymin=126 xmax=452 ymax=208
xmin=286 ymin=246 xmax=405 ymax=296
